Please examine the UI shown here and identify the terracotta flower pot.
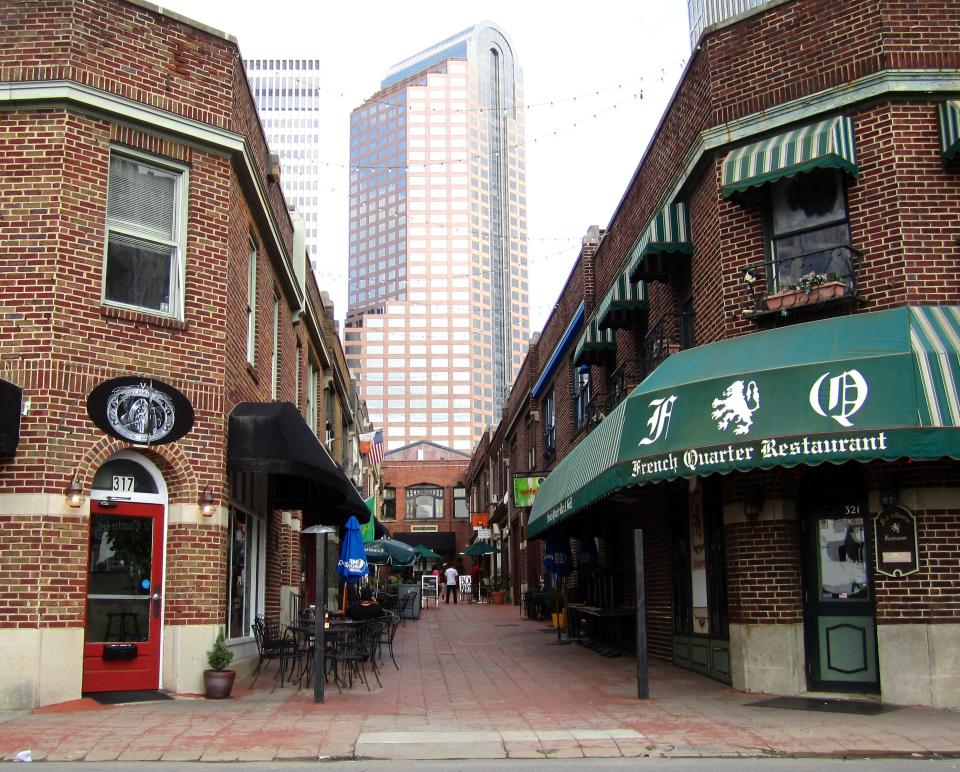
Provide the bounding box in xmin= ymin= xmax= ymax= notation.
xmin=203 ymin=669 xmax=236 ymax=699
xmin=490 ymin=590 xmax=506 ymax=605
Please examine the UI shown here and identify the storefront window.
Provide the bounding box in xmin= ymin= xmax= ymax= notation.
xmin=227 ymin=507 xmax=265 ymax=640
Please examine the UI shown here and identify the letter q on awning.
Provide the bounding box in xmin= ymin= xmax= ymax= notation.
xmin=938 ymin=101 xmax=960 ymax=163
xmin=0 ymin=378 xmax=22 ymax=455
xmin=720 ymin=115 xmax=858 ymax=198
xmin=528 ymin=306 xmax=960 ymax=539
xmin=228 ymin=401 xmax=369 ymax=524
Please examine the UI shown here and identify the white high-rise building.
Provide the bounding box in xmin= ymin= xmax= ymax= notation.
xmin=345 ymin=22 xmax=530 ymax=453
xmin=245 ymin=59 xmax=323 ymax=266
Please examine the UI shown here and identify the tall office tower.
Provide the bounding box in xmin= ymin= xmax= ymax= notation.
xmin=345 ymin=23 xmax=529 ymax=452
xmin=245 ymin=59 xmax=323 ymax=266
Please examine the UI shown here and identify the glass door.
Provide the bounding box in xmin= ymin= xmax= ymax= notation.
xmin=803 ymin=507 xmax=879 ymax=692
xmin=82 ymin=501 xmax=164 ymax=692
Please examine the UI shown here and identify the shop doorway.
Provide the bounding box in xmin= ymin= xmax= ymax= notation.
xmin=82 ymin=454 xmax=166 ymax=693
xmin=800 ymin=467 xmax=879 ymax=693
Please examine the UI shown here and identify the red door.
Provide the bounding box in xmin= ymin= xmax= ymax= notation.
xmin=82 ymin=501 xmax=164 ymax=692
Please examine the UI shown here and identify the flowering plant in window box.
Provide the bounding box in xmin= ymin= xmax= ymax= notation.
xmin=765 ymin=271 xmax=847 ymax=311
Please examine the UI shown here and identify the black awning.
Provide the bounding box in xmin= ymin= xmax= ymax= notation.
xmin=227 ymin=401 xmax=368 ymax=523
xmin=392 ymin=530 xmax=456 ymax=554
xmin=0 ymin=379 xmax=22 ymax=455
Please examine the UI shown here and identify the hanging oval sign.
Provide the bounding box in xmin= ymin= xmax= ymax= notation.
xmin=87 ymin=377 xmax=194 ymax=445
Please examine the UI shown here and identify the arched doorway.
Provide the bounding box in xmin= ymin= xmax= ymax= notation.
xmin=82 ymin=452 xmax=167 ymax=693
xmin=799 ymin=464 xmax=879 ymax=693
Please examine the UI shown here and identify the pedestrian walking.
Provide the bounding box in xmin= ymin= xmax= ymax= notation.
xmin=444 ymin=563 xmax=459 ymax=604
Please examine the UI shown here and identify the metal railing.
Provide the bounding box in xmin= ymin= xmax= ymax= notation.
xmin=643 ymin=312 xmax=694 ymax=370
xmin=741 ymin=245 xmax=861 ymax=317
xmin=610 ymin=363 xmax=629 ymax=408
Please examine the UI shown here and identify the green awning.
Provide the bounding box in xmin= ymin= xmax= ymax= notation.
xmin=528 ymin=306 xmax=960 ymax=539
xmin=595 ymin=268 xmax=648 ymax=330
xmin=720 ymin=115 xmax=857 ymax=198
xmin=938 ymin=101 xmax=960 ymax=163
xmin=573 ymin=318 xmax=615 ymax=366
xmin=628 ymin=202 xmax=692 ymax=283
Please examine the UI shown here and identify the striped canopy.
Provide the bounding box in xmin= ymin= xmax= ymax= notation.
xmin=628 ymin=202 xmax=692 ymax=283
xmin=573 ymin=317 xmax=615 ymax=366
xmin=595 ymin=268 xmax=648 ymax=330
xmin=720 ymin=115 xmax=858 ymax=197
xmin=938 ymin=101 xmax=960 ymax=163
xmin=529 ymin=306 xmax=960 ymax=539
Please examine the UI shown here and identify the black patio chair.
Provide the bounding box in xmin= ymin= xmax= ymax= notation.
xmin=397 ymin=591 xmax=416 ymax=623
xmin=378 ymin=610 xmax=401 ymax=670
xmin=251 ymin=616 xmax=296 ymax=688
xmin=325 ymin=621 xmax=369 ymax=692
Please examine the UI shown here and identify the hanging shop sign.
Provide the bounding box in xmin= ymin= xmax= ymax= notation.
xmin=513 ymin=475 xmax=545 ymax=508
xmin=471 ymin=513 xmax=489 ymax=528
xmin=87 ymin=377 xmax=194 ymax=445
xmin=874 ymin=505 xmax=919 ymax=577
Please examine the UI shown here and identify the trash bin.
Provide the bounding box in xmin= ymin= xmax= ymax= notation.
xmin=398 ymin=583 xmax=421 ymax=619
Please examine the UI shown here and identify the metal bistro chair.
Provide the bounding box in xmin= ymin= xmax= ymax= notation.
xmin=325 ymin=620 xmax=368 ymax=692
xmin=397 ymin=591 xmax=416 ymax=624
xmin=378 ymin=610 xmax=401 ymax=670
xmin=251 ymin=616 xmax=296 ymax=688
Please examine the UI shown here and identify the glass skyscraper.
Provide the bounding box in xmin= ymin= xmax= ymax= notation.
xmin=345 ymin=23 xmax=529 ymax=452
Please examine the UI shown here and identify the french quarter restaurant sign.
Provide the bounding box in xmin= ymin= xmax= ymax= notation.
xmin=87 ymin=377 xmax=194 ymax=445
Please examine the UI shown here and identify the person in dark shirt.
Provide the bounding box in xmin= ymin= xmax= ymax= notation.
xmin=347 ymin=587 xmax=385 ymax=620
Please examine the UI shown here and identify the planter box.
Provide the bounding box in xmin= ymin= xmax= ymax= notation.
xmin=765 ymin=281 xmax=847 ymax=311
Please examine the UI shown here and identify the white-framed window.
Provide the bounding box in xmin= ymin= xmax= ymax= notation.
xmin=103 ymin=149 xmax=187 ymax=318
xmin=307 ymin=362 xmax=319 ymax=431
xmin=227 ymin=505 xmax=266 ymax=640
xmin=246 ymin=237 xmax=258 ymax=365
xmin=271 ymin=296 xmax=280 ymax=399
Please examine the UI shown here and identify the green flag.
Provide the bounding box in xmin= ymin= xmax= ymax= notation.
xmin=360 ymin=496 xmax=376 ymax=543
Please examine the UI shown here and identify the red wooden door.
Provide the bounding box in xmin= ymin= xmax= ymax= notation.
xmin=82 ymin=501 xmax=164 ymax=692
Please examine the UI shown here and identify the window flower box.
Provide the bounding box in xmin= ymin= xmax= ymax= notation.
xmin=765 ymin=279 xmax=848 ymax=312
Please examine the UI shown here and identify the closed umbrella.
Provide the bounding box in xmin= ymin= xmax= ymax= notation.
xmin=336 ymin=516 xmax=369 ymax=614
xmin=365 ymin=538 xmax=418 ymax=567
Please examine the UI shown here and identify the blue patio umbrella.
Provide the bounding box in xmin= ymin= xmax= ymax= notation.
xmin=336 ymin=516 xmax=369 ymax=613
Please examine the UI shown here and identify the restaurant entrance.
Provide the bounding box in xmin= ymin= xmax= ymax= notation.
xmin=800 ymin=467 xmax=879 ymax=693
xmin=82 ymin=454 xmax=166 ymax=693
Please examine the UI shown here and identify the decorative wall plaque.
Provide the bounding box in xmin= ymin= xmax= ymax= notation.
xmin=874 ymin=505 xmax=919 ymax=577
xmin=87 ymin=377 xmax=193 ymax=445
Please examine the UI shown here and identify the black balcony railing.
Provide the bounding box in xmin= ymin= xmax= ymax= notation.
xmin=643 ymin=312 xmax=694 ymax=371
xmin=610 ymin=363 xmax=629 ymax=407
xmin=742 ymin=245 xmax=861 ymax=318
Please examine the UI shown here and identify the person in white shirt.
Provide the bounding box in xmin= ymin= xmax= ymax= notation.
xmin=443 ymin=564 xmax=459 ymax=604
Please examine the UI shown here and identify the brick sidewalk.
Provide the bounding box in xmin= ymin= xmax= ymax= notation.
xmin=1 ymin=602 xmax=957 ymax=762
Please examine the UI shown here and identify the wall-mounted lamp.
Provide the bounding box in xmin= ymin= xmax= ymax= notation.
xmin=880 ymin=486 xmax=899 ymax=511
xmin=742 ymin=267 xmax=759 ymax=285
xmin=743 ymin=492 xmax=764 ymax=523
xmin=198 ymin=485 xmax=215 ymax=517
xmin=66 ymin=476 xmax=83 ymax=508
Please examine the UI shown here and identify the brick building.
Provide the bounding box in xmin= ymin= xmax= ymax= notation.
xmin=379 ymin=442 xmax=473 ymax=565
xmin=0 ymin=0 xmax=372 ymax=708
xmin=466 ymin=0 xmax=960 ymax=709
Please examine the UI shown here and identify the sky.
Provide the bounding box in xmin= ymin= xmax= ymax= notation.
xmin=161 ymin=1 xmax=692 ymax=332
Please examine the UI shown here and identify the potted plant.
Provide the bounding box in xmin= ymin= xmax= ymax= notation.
xmin=203 ymin=629 xmax=235 ymax=699
xmin=489 ymin=571 xmax=510 ymax=605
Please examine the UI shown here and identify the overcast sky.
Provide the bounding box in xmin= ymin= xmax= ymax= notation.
xmin=161 ymin=1 xmax=692 ymax=332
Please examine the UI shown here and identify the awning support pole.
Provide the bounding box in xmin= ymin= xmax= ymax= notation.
xmin=634 ymin=529 xmax=649 ymax=699
xmin=312 ymin=532 xmax=327 ymax=704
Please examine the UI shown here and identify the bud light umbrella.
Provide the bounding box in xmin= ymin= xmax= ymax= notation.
xmin=337 ymin=516 xmax=369 ymax=614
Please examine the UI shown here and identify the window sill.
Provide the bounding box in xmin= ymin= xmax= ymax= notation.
xmin=101 ymin=305 xmax=187 ymax=331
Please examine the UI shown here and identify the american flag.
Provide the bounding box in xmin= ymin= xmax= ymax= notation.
xmin=366 ymin=429 xmax=384 ymax=466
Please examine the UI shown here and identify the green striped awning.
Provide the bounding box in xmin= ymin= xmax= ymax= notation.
xmin=720 ymin=115 xmax=858 ymax=198
xmin=595 ymin=268 xmax=648 ymax=330
xmin=573 ymin=318 xmax=615 ymax=366
xmin=529 ymin=306 xmax=960 ymax=539
xmin=627 ymin=202 xmax=692 ymax=283
xmin=938 ymin=101 xmax=960 ymax=163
